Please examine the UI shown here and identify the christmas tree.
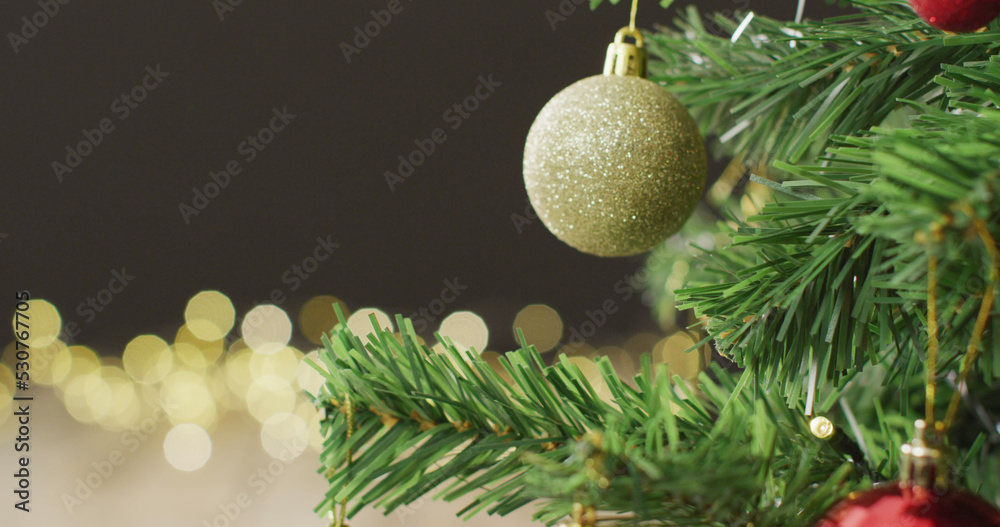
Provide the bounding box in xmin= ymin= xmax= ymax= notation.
xmin=313 ymin=1 xmax=1000 ymax=526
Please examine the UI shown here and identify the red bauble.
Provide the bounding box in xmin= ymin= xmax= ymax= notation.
xmin=817 ymin=483 xmax=1000 ymax=527
xmin=909 ymin=0 xmax=1000 ymax=32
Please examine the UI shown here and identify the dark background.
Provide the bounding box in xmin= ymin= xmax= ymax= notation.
xmin=0 ymin=0 xmax=844 ymax=353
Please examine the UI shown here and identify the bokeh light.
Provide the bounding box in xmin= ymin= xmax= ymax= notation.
xmin=598 ymin=346 xmax=636 ymax=379
xmin=13 ymin=299 xmax=61 ymax=347
xmin=224 ymin=347 xmax=255 ymax=402
xmin=305 ymin=405 xmax=325 ymax=452
xmin=83 ymin=370 xmax=115 ymax=423
xmin=123 ymin=335 xmax=173 ymax=384
xmin=207 ymin=366 xmax=236 ymax=412
xmin=260 ymin=412 xmax=309 ymax=460
xmin=568 ymin=356 xmax=611 ymax=401
xmin=96 ymin=366 xmax=141 ymax=431
xmin=559 ymin=342 xmax=597 ymax=358
xmin=172 ymin=343 xmax=210 ymax=373
xmin=299 ymin=295 xmax=349 ymax=344
xmin=62 ymin=373 xmax=100 ymax=424
xmin=512 ymin=304 xmax=563 ymax=352
xmin=438 ymin=311 xmax=488 ymax=352
xmin=184 ymin=291 xmax=236 ymax=341
xmin=242 ymin=305 xmax=292 ymax=355
xmin=246 ymin=375 xmax=296 ymax=423
xmin=175 ymin=325 xmax=225 ymax=365
xmin=653 ymin=333 xmax=704 ymax=380
xmin=479 ymin=351 xmax=514 ymax=385
xmin=163 ymin=424 xmax=213 ymax=472
xmin=346 ymin=307 xmax=393 ymax=344
xmin=31 ymin=339 xmax=71 ymax=386
xmin=624 ymin=333 xmax=661 ymax=355
xmin=297 ymin=350 xmax=327 ymax=396
xmin=161 ymin=370 xmax=217 ymax=429
xmin=0 ymin=362 xmax=12 ymax=390
xmin=55 ymin=346 xmax=101 ymax=394
xmin=667 ymin=260 xmax=691 ymax=292
xmin=249 ymin=346 xmax=301 ymax=384
xmin=0 ymin=382 xmax=11 ymax=427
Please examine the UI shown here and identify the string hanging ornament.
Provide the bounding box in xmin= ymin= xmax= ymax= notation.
xmin=522 ymin=0 xmax=706 ymax=257
xmin=816 ymin=221 xmax=1000 ymax=527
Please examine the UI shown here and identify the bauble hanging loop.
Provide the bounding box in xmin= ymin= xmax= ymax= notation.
xmin=816 ymin=420 xmax=1000 ymax=527
xmin=604 ymin=26 xmax=647 ymax=77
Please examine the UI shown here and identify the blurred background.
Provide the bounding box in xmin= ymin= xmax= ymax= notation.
xmin=0 ymin=0 xmax=843 ymax=525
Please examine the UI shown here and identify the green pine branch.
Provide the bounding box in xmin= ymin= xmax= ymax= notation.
xmin=312 ymin=310 xmax=917 ymax=527
xmin=313 ymin=2 xmax=1000 ymax=525
xmin=640 ymin=4 xmax=1000 ymax=404
xmin=647 ymin=2 xmax=1000 ymax=166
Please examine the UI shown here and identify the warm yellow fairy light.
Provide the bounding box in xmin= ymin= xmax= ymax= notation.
xmin=224 ymin=348 xmax=255 ymax=401
xmin=0 ymin=383 xmax=12 ymax=427
xmin=809 ymin=416 xmax=835 ymax=439
xmin=246 ymin=375 xmax=296 ymax=423
xmin=479 ymin=351 xmax=514 ymax=385
xmin=160 ymin=370 xmax=217 ymax=428
xmin=513 ymin=304 xmax=564 ymax=353
xmin=14 ymin=299 xmax=61 ymax=347
xmin=90 ymin=366 xmax=139 ymax=431
xmin=173 ymin=342 xmax=209 ymax=372
xmin=84 ymin=369 xmax=114 ymax=418
xmin=30 ymin=339 xmax=70 ymax=385
xmin=624 ymin=333 xmax=661 ymax=355
xmin=184 ymin=291 xmax=236 ymax=342
xmin=307 ymin=406 xmax=325 ymax=452
xmin=0 ymin=363 xmax=13 ymax=393
xmin=299 ymin=295 xmax=349 ymax=345
xmin=62 ymin=373 xmax=100 ymax=423
xmin=294 ymin=400 xmax=317 ymax=424
xmin=163 ymin=424 xmax=213 ymax=472
xmin=206 ymin=365 xmax=236 ymax=412
xmin=569 ymin=355 xmax=612 ymax=402
xmin=55 ymin=346 xmax=101 ymax=396
xmin=297 ymin=350 xmax=327 ymax=397
xmin=439 ymin=311 xmax=489 ymax=352
xmin=346 ymin=307 xmax=393 ymax=345
xmin=249 ymin=346 xmax=300 ymax=382
xmin=123 ymin=335 xmax=173 ymax=384
xmin=175 ymin=325 xmax=225 ymax=365
xmin=598 ymin=346 xmax=636 ymax=379
xmin=242 ymin=305 xmax=293 ymax=355
xmin=260 ymin=412 xmax=309 ymax=460
xmin=654 ymin=333 xmax=703 ymax=380
xmin=560 ymin=342 xmax=597 ymax=358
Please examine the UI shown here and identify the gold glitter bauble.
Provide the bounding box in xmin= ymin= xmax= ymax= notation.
xmin=523 ymin=74 xmax=706 ymax=257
